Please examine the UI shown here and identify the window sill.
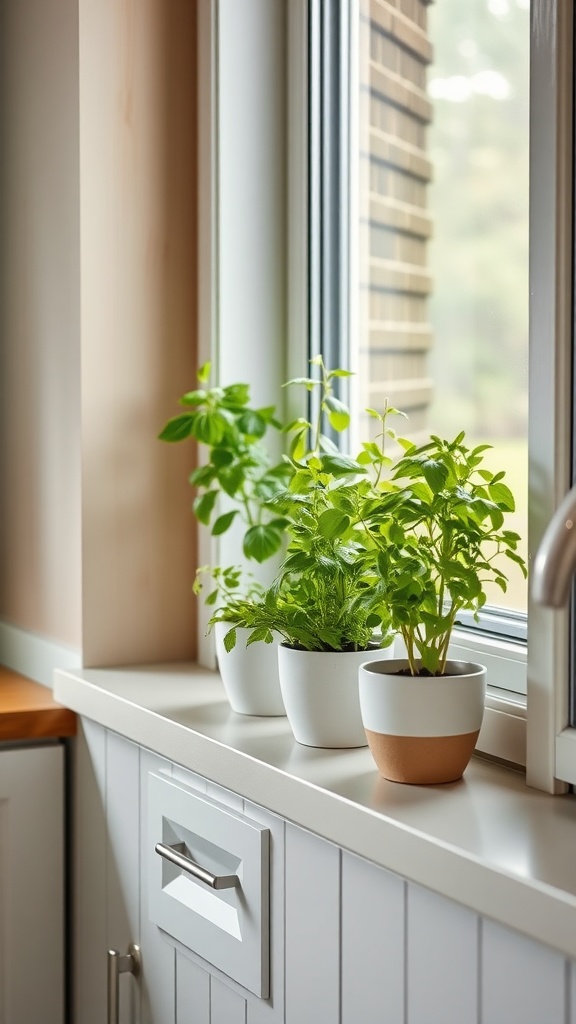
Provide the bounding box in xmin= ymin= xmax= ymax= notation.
xmin=55 ymin=662 xmax=576 ymax=959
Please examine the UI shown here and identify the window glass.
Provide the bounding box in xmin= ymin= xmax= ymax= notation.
xmin=354 ymin=0 xmax=530 ymax=614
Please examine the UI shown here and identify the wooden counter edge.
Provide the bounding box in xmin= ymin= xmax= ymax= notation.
xmin=0 ymin=667 xmax=77 ymax=741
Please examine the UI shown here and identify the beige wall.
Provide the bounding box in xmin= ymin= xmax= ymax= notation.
xmin=79 ymin=0 xmax=198 ymax=666
xmin=0 ymin=0 xmax=198 ymax=665
xmin=0 ymin=0 xmax=82 ymax=647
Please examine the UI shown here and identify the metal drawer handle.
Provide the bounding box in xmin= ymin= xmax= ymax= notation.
xmin=155 ymin=841 xmax=238 ymax=890
xmin=107 ymin=944 xmax=140 ymax=1024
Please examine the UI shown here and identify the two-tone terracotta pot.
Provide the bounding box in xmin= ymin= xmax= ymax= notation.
xmin=278 ymin=644 xmax=393 ymax=748
xmin=358 ymin=658 xmax=486 ymax=784
xmin=214 ymin=623 xmax=286 ymax=716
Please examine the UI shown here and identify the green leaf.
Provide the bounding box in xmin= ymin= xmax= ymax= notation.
xmin=290 ymin=428 xmax=308 ymax=463
xmin=489 ymin=508 xmax=505 ymax=531
xmin=317 ymin=509 xmax=351 ymax=539
xmin=389 ymin=523 xmax=404 ymax=545
xmin=284 ymin=417 xmax=311 ymax=433
xmin=192 ymin=411 xmax=229 ymax=445
xmin=210 ymin=448 xmax=234 ymax=467
xmin=408 ymin=481 xmax=433 ymax=503
xmin=505 ymin=549 xmax=528 ymax=575
xmin=158 ymin=414 xmax=196 ymax=442
xmin=324 ymin=396 xmax=350 ymax=432
xmin=243 ymin=525 xmax=283 ymax=562
xmin=237 ymin=410 xmax=267 ymax=438
xmin=179 ymin=389 xmax=208 ymax=406
xmin=420 ymin=458 xmax=449 ymax=493
xmin=193 ymin=490 xmax=218 ymax=525
xmin=211 ymin=510 xmax=239 ymax=536
xmin=489 ymin=481 xmax=515 ymax=511
xmin=223 ymin=627 xmax=237 ymax=653
xmin=218 ymin=465 xmax=245 ymax=497
xmin=319 ymin=434 xmax=340 ymax=455
xmin=223 ymin=383 xmax=250 ymax=406
xmin=320 ymin=454 xmax=366 ymax=477
xmin=197 ymin=362 xmax=211 ymax=384
xmin=328 ymin=369 xmax=354 ymax=378
xmin=283 ymin=377 xmax=319 ymax=390
xmin=246 ymin=627 xmax=275 ymax=647
xmin=189 ymin=464 xmax=217 ymax=487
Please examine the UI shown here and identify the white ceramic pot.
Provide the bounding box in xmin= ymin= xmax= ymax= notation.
xmin=214 ymin=623 xmax=286 ymax=716
xmin=278 ymin=644 xmax=394 ymax=748
xmin=358 ymin=658 xmax=487 ymax=784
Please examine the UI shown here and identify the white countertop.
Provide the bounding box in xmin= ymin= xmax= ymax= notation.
xmin=55 ymin=662 xmax=576 ymax=960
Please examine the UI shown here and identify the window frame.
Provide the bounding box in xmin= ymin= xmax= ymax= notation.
xmin=527 ymin=0 xmax=574 ymax=793
xmin=197 ymin=0 xmax=575 ymax=789
xmin=321 ymin=0 xmax=533 ymax=760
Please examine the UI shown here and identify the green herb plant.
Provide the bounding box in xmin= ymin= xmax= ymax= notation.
xmin=236 ymin=356 xmax=401 ymax=653
xmin=367 ymin=433 xmax=527 ymax=676
xmin=192 ymin=565 xmax=274 ymax=650
xmin=158 ymin=361 xmax=292 ymax=563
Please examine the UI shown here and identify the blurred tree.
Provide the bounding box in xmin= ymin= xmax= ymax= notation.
xmin=427 ymin=0 xmax=530 ymax=440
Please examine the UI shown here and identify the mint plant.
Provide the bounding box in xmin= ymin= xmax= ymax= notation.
xmin=158 ymin=362 xmax=291 ymax=562
xmin=239 ymin=357 xmax=400 ymax=653
xmin=365 ymin=433 xmax=527 ymax=676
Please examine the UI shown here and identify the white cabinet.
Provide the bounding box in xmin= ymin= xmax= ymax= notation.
xmin=73 ymin=718 xmax=575 ymax=1024
xmin=0 ymin=743 xmax=65 ymax=1024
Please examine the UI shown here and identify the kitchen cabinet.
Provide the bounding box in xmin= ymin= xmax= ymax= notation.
xmin=73 ymin=717 xmax=576 ymax=1024
xmin=0 ymin=667 xmax=75 ymax=1024
xmin=0 ymin=744 xmax=66 ymax=1024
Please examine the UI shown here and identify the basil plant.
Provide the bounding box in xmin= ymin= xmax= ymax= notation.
xmin=365 ymin=433 xmax=527 ymax=676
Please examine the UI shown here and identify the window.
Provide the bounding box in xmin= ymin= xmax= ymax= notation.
xmin=354 ymin=0 xmax=530 ymax=623
xmin=198 ymin=0 xmax=575 ymax=791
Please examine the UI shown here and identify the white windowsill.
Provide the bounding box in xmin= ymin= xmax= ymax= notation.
xmin=54 ymin=662 xmax=576 ymax=960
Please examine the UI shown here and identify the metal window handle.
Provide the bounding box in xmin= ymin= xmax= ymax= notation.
xmin=107 ymin=944 xmax=140 ymax=1024
xmin=155 ymin=841 xmax=238 ymax=889
xmin=533 ymin=483 xmax=576 ymax=608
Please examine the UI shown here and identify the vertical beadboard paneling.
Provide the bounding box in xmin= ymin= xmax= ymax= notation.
xmin=341 ymin=851 xmax=405 ymax=1023
xmin=176 ymin=953 xmax=210 ymax=1024
xmin=140 ymin=750 xmax=176 ymax=1024
xmin=106 ymin=731 xmax=141 ymax=1023
xmin=482 ymin=919 xmax=566 ymax=1024
xmin=244 ymin=802 xmax=285 ymax=1024
xmin=210 ymin=978 xmax=247 ymax=1024
xmin=570 ymin=960 xmax=576 ymax=1024
xmin=74 ymin=719 xmax=107 ymax=1024
xmin=407 ymin=884 xmax=478 ymax=1024
xmin=285 ymin=824 xmax=340 ymax=1024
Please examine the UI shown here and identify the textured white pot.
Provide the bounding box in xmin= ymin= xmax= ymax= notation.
xmin=214 ymin=623 xmax=286 ymax=716
xmin=278 ymin=644 xmax=394 ymax=748
xmin=358 ymin=658 xmax=487 ymax=784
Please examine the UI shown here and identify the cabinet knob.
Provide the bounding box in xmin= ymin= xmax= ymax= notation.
xmin=107 ymin=944 xmax=140 ymax=1024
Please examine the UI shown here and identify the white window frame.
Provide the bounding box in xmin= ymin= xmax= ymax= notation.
xmin=324 ymin=0 xmax=532 ymax=765
xmin=197 ymin=0 xmax=574 ymax=791
xmin=526 ymin=0 xmax=574 ymax=793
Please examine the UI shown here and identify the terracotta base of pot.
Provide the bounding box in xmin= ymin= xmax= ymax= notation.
xmin=365 ymin=729 xmax=480 ymax=785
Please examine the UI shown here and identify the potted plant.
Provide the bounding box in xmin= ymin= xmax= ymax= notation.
xmin=158 ymin=363 xmax=291 ymax=715
xmin=358 ymin=432 xmax=527 ymax=783
xmin=239 ymin=357 xmax=397 ymax=747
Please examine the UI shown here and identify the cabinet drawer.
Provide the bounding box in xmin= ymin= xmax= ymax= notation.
xmin=147 ymin=772 xmax=269 ymax=997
